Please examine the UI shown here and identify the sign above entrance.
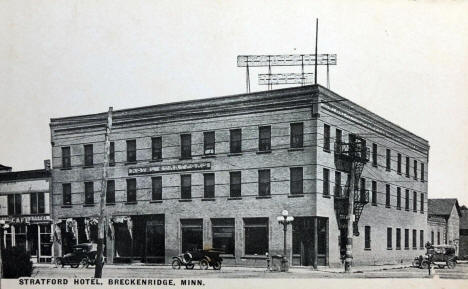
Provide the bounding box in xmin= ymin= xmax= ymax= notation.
xmin=0 ymin=215 xmax=52 ymax=223
xmin=128 ymin=162 xmax=211 ymax=175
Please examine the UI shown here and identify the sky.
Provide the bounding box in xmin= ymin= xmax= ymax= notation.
xmin=0 ymin=0 xmax=467 ymax=204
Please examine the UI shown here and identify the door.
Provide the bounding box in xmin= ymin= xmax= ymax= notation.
xmin=293 ymin=217 xmax=314 ymax=266
xmin=145 ymin=219 xmax=165 ymax=263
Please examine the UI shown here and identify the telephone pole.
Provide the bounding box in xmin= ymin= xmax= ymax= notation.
xmin=94 ymin=107 xmax=113 ymax=278
xmin=344 ymin=162 xmax=356 ymax=273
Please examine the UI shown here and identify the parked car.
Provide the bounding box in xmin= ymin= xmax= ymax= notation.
xmin=56 ymin=243 xmax=102 ymax=268
xmin=413 ymin=244 xmax=457 ymax=269
xmin=172 ymin=249 xmax=223 ymax=270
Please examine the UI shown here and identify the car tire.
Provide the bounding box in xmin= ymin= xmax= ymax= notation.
xmin=172 ymin=259 xmax=181 ymax=270
xmin=186 ymin=263 xmax=195 ymax=270
xmin=80 ymin=258 xmax=89 ymax=268
xmin=71 ymin=263 xmax=79 ymax=268
xmin=55 ymin=258 xmax=63 ymax=268
xmin=200 ymin=259 xmax=209 ymax=270
xmin=420 ymin=261 xmax=429 ymax=269
xmin=447 ymin=260 xmax=456 ymax=269
xmin=213 ymin=261 xmax=221 ymax=270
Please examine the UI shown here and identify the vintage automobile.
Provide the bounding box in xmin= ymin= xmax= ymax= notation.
xmin=56 ymin=243 xmax=101 ymax=268
xmin=413 ymin=244 xmax=457 ymax=269
xmin=172 ymin=249 xmax=223 ymax=270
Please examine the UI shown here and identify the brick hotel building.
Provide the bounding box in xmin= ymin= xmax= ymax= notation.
xmin=49 ymin=85 xmax=429 ymax=267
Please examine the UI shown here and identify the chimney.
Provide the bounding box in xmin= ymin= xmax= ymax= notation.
xmin=44 ymin=159 xmax=51 ymax=171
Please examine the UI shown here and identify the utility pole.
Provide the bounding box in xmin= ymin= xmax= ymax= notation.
xmin=94 ymin=107 xmax=113 ymax=278
xmin=344 ymin=162 xmax=356 ymax=273
xmin=314 ymin=18 xmax=318 ymax=84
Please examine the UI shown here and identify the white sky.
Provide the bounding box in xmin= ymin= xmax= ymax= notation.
xmin=0 ymin=0 xmax=467 ymax=204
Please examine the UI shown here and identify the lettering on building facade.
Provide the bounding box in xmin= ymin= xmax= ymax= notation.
xmin=128 ymin=162 xmax=212 ymax=175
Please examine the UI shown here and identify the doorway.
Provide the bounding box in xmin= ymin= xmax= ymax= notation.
xmin=292 ymin=217 xmax=328 ymax=266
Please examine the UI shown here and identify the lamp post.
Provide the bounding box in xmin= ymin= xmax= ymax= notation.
xmin=277 ymin=210 xmax=294 ymax=272
xmin=0 ymin=220 xmax=10 ymax=278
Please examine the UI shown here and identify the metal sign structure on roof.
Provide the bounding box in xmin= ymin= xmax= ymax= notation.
xmin=237 ymin=54 xmax=337 ymax=67
xmin=258 ymin=73 xmax=314 ymax=85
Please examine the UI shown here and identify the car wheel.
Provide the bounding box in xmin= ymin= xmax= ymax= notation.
xmin=213 ymin=261 xmax=221 ymax=270
xmin=186 ymin=263 xmax=195 ymax=270
xmin=200 ymin=259 xmax=209 ymax=270
xmin=55 ymin=258 xmax=63 ymax=268
xmin=420 ymin=261 xmax=429 ymax=269
xmin=171 ymin=259 xmax=181 ymax=270
xmin=80 ymin=258 xmax=89 ymax=268
xmin=71 ymin=263 xmax=79 ymax=268
xmin=447 ymin=260 xmax=456 ymax=269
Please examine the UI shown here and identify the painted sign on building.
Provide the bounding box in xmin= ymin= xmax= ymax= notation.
xmin=128 ymin=162 xmax=211 ymax=175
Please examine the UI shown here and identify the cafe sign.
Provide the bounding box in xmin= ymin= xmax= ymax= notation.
xmin=128 ymin=162 xmax=211 ymax=175
xmin=0 ymin=215 xmax=52 ymax=223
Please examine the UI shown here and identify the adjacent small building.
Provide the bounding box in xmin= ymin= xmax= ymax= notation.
xmin=0 ymin=161 xmax=52 ymax=263
xmin=459 ymin=205 xmax=468 ymax=259
xmin=427 ymin=198 xmax=461 ymax=251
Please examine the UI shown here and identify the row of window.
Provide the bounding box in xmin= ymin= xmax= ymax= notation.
xmin=322 ymin=169 xmax=425 ymax=212
xmin=62 ymin=168 xmax=305 ymax=206
xmin=6 ymin=193 xmax=46 ymax=216
xmin=322 ymin=124 xmax=425 ymax=182
xmin=430 ymin=230 xmax=445 ymax=245
xmin=60 ymin=123 xmax=305 ymax=168
xmin=384 ymin=228 xmax=425 ymax=250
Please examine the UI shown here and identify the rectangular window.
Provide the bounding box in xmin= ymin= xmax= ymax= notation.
xmin=335 ymin=171 xmax=342 ymax=197
xmin=229 ymin=172 xmax=241 ymax=198
xmin=106 ymin=180 xmax=115 ymax=204
xmin=413 ymin=191 xmax=417 ymax=212
xmin=413 ymin=160 xmax=418 ymax=180
xmin=204 ymin=173 xmax=215 ymax=199
xmin=405 ymin=189 xmax=410 ymax=211
xmin=420 ymin=193 xmax=424 ymax=212
xmin=62 ymin=147 xmax=71 ymax=169
xmin=359 ymin=178 xmax=366 ymax=203
xmin=126 ymin=140 xmax=136 ymax=163
xmin=152 ymin=177 xmax=162 ymax=201
xmin=420 ymin=230 xmax=424 ymax=248
xmin=290 ymin=123 xmax=304 ymax=148
xmin=152 ymin=137 xmax=162 ymax=160
xmin=290 ymin=167 xmax=303 ymax=195
xmin=396 ymin=228 xmax=401 ymax=249
xmin=109 ymin=142 xmax=115 ymax=166
xmin=421 ymin=163 xmax=425 ymax=182
xmin=230 ymin=129 xmax=242 ymax=153
xmin=258 ymin=169 xmax=271 ymax=196
xmin=387 ymin=227 xmax=392 ymax=249
xmin=336 ymin=129 xmax=342 ymax=145
xmin=244 ymin=218 xmax=269 ymax=255
xmin=372 ymin=143 xmax=378 ymax=167
xmin=203 ymin=131 xmax=215 ymax=155
xmin=431 ymin=231 xmax=434 ymax=245
xmin=30 ymin=192 xmax=45 ymax=214
xmin=181 ymin=175 xmax=191 ymax=199
xmin=397 ymin=153 xmax=402 ymax=174
xmin=259 ymin=126 xmax=271 ymax=151
xmin=386 ymin=149 xmax=391 ymax=171
xmin=181 ymin=134 xmax=191 ymax=159
xmin=212 ymin=218 xmax=235 ymax=255
xmin=405 ymin=229 xmax=409 ymax=249
xmin=181 ymin=219 xmax=203 ymax=252
xmin=84 ymin=182 xmax=94 ymax=205
xmin=323 ymin=168 xmax=330 ymax=197
xmin=7 ymin=194 xmax=21 ymax=215
xmin=406 ymin=156 xmax=410 ymax=177
xmin=126 ymin=178 xmax=136 ymax=203
xmin=437 ymin=231 xmax=440 ymax=245
xmin=371 ymin=181 xmax=377 ymax=206
xmin=84 ymin=144 xmax=93 ymax=167
xmin=385 ymin=184 xmax=391 ymax=208
xmin=62 ymin=184 xmax=71 ymax=206
xmin=323 ymin=124 xmax=330 ymax=151
xmin=364 ymin=226 xmax=371 ymax=249
xmin=397 ymin=187 xmax=401 ymax=210
xmin=413 ymin=229 xmax=417 ymax=249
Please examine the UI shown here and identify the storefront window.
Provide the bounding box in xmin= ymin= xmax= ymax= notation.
xmin=15 ymin=224 xmax=27 ymax=250
xmin=212 ymin=219 xmax=235 ymax=255
xmin=181 ymin=219 xmax=203 ymax=252
xmin=244 ymin=218 xmax=268 ymax=255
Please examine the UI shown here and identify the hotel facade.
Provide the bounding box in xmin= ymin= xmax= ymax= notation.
xmin=49 ymin=85 xmax=429 ymax=267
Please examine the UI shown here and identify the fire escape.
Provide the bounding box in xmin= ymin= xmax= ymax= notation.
xmin=333 ymin=135 xmax=370 ymax=237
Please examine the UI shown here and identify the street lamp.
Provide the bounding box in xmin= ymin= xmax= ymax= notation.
xmin=0 ymin=220 xmax=10 ymax=278
xmin=277 ymin=210 xmax=294 ymax=272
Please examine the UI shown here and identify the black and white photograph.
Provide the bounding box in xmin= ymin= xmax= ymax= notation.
xmin=0 ymin=1 xmax=467 ymax=288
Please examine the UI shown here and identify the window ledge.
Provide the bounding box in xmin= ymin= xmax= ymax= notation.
xmin=202 ymin=155 xmax=216 ymax=159
xmin=396 ymin=248 xmax=401 ymax=250
xmin=364 ymin=248 xmax=371 ymax=251
xmin=288 ymin=194 xmax=304 ymax=198
xmin=125 ymin=161 xmax=137 ymax=165
xmin=412 ymin=247 xmax=417 ymax=250
xmin=125 ymin=202 xmax=137 ymax=205
xmin=386 ymin=205 xmax=391 ymax=208
xmin=179 ymin=157 xmax=192 ymax=160
xmin=106 ymin=203 xmax=116 ymax=206
xmin=372 ymin=203 xmax=377 ymax=206
xmin=83 ymin=165 xmax=94 ymax=169
xmin=220 ymin=254 xmax=235 ymax=259
xmin=150 ymin=159 xmax=162 ymax=163
xmin=202 ymin=198 xmax=215 ymax=201
xmin=61 ymin=205 xmax=72 ymax=208
xmin=109 ymin=163 xmax=115 ymax=167
xmin=386 ymin=169 xmax=391 ymax=172
xmin=404 ymin=248 xmax=410 ymax=250
xmin=405 ymin=209 xmax=410 ymax=211
xmin=397 ymin=207 xmax=401 ymax=210
xmin=387 ymin=248 xmax=393 ymax=250
xmin=60 ymin=167 xmax=72 ymax=171
xmin=323 ymin=149 xmax=331 ymax=153
xmin=323 ymin=195 xmax=331 ymax=199
xmin=256 ymin=196 xmax=271 ymax=199
xmin=227 ymin=197 xmax=242 ymax=200
xmin=288 ymin=148 xmax=304 ymax=152
xmin=256 ymin=150 xmax=272 ymax=154
xmin=178 ymin=199 xmax=192 ymax=202
xmin=150 ymin=200 xmax=163 ymax=203
xmin=397 ymin=172 xmax=402 ymax=175
xmin=227 ymin=152 xmax=242 ymax=156
xmin=83 ymin=204 xmax=95 ymax=207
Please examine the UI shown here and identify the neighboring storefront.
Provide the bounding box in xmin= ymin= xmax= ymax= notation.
xmin=0 ymin=164 xmax=53 ymax=263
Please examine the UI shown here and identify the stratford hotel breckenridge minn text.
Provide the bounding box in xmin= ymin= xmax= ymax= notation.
xmin=49 ymin=84 xmax=429 ymax=267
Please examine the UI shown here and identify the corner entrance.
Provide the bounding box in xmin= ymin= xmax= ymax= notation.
xmin=292 ymin=217 xmax=328 ymax=267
